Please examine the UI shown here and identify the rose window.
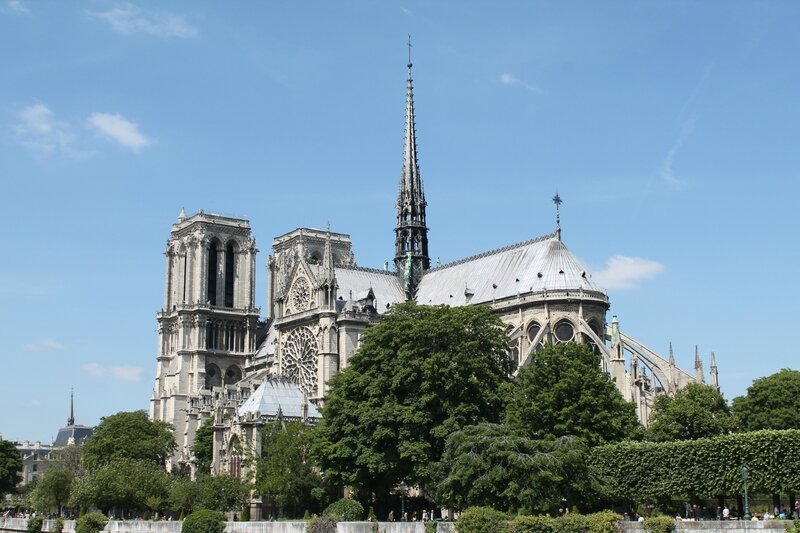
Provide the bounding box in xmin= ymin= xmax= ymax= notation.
xmin=290 ymin=278 xmax=311 ymax=313
xmin=282 ymin=327 xmax=318 ymax=395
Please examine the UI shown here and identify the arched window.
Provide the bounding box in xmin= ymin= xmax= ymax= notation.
xmin=205 ymin=364 xmax=221 ymax=389
xmin=224 ymin=365 xmax=242 ymax=385
xmin=224 ymin=242 xmax=235 ymax=308
xmin=526 ymin=322 xmax=541 ymax=342
xmin=207 ymin=241 xmax=218 ymax=306
xmin=554 ymin=320 xmax=575 ymax=342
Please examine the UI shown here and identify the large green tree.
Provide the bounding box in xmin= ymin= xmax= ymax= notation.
xmin=647 ymin=383 xmax=735 ymax=441
xmin=434 ymin=423 xmax=592 ymax=514
xmin=255 ymin=421 xmax=324 ymax=518
xmin=313 ymin=303 xmax=515 ymax=506
xmin=29 ymin=467 xmax=74 ymax=514
xmin=69 ymin=458 xmax=170 ymax=516
xmin=0 ymin=439 xmax=22 ymax=497
xmin=505 ymin=342 xmax=640 ymax=447
xmin=733 ymin=369 xmax=800 ymax=431
xmin=191 ymin=418 xmax=214 ymax=476
xmin=82 ymin=410 xmax=175 ymax=469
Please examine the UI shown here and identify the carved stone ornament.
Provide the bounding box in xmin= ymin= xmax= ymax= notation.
xmin=289 ymin=277 xmax=311 ymax=313
xmin=282 ymin=326 xmax=318 ymax=395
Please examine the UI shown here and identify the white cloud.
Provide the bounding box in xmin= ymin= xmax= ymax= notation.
xmin=591 ymin=255 xmax=665 ymax=290
xmin=21 ymin=339 xmax=64 ymax=352
xmin=659 ymin=115 xmax=695 ymax=189
xmin=87 ymin=112 xmax=152 ymax=151
xmin=5 ymin=0 xmax=29 ymax=13
xmin=14 ymin=103 xmax=78 ymax=156
xmin=83 ymin=363 xmax=144 ymax=382
xmin=88 ymin=3 xmax=197 ymax=38
xmin=499 ymin=73 xmax=543 ymax=94
xmin=400 ymin=7 xmax=412 ymax=15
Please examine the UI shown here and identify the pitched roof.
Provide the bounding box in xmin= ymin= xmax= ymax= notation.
xmin=334 ymin=267 xmax=405 ymax=313
xmin=416 ymin=234 xmax=603 ymax=306
xmin=238 ymin=378 xmax=321 ymax=420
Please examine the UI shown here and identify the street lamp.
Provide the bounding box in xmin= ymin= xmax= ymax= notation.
xmin=741 ymin=466 xmax=750 ymax=521
xmin=397 ymin=481 xmax=408 ymax=521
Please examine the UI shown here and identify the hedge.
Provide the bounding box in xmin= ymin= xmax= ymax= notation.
xmin=181 ymin=509 xmax=225 ymax=533
xmin=642 ymin=516 xmax=675 ymax=533
xmin=458 ymin=508 xmax=622 ymax=533
xmin=75 ymin=513 xmax=107 ymax=533
xmin=590 ymin=429 xmax=800 ymax=500
xmin=322 ymin=498 xmax=364 ymax=521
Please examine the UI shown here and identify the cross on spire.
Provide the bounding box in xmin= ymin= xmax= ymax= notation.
xmin=407 ymin=34 xmax=412 ymax=67
xmin=552 ymin=192 xmax=562 ymax=241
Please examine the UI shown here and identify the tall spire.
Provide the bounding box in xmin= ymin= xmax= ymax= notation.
xmin=67 ymin=387 xmax=75 ymax=426
xmin=320 ymin=227 xmax=335 ymax=286
xmin=552 ymin=193 xmax=562 ymax=241
xmin=668 ymin=342 xmax=675 ymax=365
xmin=395 ymin=35 xmax=430 ymax=296
xmin=709 ymin=351 xmax=719 ymax=391
xmin=694 ymin=346 xmax=705 ymax=384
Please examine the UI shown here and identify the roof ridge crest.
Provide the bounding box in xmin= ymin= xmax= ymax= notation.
xmin=427 ymin=231 xmax=558 ymax=272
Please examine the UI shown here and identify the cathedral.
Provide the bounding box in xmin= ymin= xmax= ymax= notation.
xmin=149 ymin=58 xmax=718 ymax=477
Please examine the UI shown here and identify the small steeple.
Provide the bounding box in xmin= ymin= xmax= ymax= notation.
xmin=178 ymin=207 xmax=187 ymax=222
xmin=552 ymin=193 xmax=562 ymax=241
xmin=694 ymin=346 xmax=705 ymax=383
xmin=710 ymin=351 xmax=719 ymax=391
xmin=668 ymin=342 xmax=675 ymax=366
xmin=320 ymin=226 xmax=335 ymax=286
xmin=67 ymin=387 xmax=75 ymax=426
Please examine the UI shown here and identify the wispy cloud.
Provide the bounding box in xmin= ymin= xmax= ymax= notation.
xmin=400 ymin=7 xmax=412 ymax=15
xmin=592 ymin=255 xmax=665 ymax=290
xmin=21 ymin=339 xmax=64 ymax=352
xmin=14 ymin=103 xmax=78 ymax=156
xmin=88 ymin=3 xmax=197 ymax=38
xmin=499 ymin=73 xmax=544 ymax=94
xmin=658 ymin=115 xmax=695 ymax=189
xmin=5 ymin=0 xmax=29 ymax=13
xmin=83 ymin=363 xmax=144 ymax=382
xmin=87 ymin=112 xmax=152 ymax=151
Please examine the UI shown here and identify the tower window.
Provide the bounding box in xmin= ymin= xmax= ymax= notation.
xmin=207 ymin=242 xmax=218 ymax=306
xmin=224 ymin=242 xmax=235 ymax=308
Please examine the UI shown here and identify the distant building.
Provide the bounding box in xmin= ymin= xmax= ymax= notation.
xmin=150 ymin=57 xmax=719 ymax=474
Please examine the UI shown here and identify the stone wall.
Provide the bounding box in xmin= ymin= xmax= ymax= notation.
xmin=620 ymin=520 xmax=789 ymax=532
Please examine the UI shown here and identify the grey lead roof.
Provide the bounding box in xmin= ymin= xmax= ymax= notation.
xmin=416 ymin=234 xmax=603 ymax=307
xmin=238 ymin=378 xmax=322 ymax=419
xmin=334 ymin=267 xmax=405 ymax=313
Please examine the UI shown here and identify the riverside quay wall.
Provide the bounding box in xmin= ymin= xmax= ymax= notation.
xmin=0 ymin=517 xmax=792 ymax=533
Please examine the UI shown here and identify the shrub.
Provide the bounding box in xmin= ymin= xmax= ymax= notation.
xmin=551 ymin=513 xmax=587 ymax=533
xmin=307 ymin=515 xmax=338 ymax=533
xmin=456 ymin=507 xmax=509 ymax=533
xmin=642 ymin=516 xmax=674 ymax=533
xmin=506 ymin=515 xmax=554 ymax=533
xmin=181 ymin=509 xmax=225 ymax=533
xmin=75 ymin=513 xmax=108 ymax=533
xmin=27 ymin=516 xmax=44 ymax=533
xmin=323 ymin=498 xmax=364 ymax=521
xmin=585 ymin=511 xmax=623 ymax=533
xmin=52 ymin=517 xmax=65 ymax=533
xmin=425 ymin=521 xmax=438 ymax=533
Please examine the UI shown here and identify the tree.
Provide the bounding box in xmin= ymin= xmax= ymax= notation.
xmin=191 ymin=418 xmax=214 ymax=476
xmin=255 ymin=421 xmax=324 ymax=518
xmin=434 ymin=423 xmax=592 ymax=514
xmin=29 ymin=467 xmax=74 ymax=514
xmin=647 ymin=383 xmax=735 ymax=441
xmin=196 ymin=474 xmax=250 ymax=513
xmin=733 ymin=369 xmax=800 ymax=431
xmin=69 ymin=458 xmax=169 ymax=516
xmin=504 ymin=342 xmax=640 ymax=447
xmin=0 ymin=439 xmax=22 ymax=497
xmin=169 ymin=476 xmax=203 ymax=517
xmin=82 ymin=410 xmax=175 ymax=470
xmin=313 ymin=303 xmax=515 ymax=508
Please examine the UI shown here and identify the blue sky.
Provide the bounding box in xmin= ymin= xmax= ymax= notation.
xmin=2 ymin=1 xmax=798 ymax=443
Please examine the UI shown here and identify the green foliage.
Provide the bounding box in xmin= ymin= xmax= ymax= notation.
xmin=314 ymin=303 xmax=514 ymax=499
xmin=425 ymin=520 xmax=438 ymax=533
xmin=550 ymin=514 xmax=587 ymax=533
xmin=69 ymin=458 xmax=170 ymax=514
xmin=196 ymin=474 xmax=250 ymax=512
xmin=169 ymin=476 xmax=203 ymax=516
xmin=506 ymin=515 xmax=554 ymax=533
xmin=642 ymin=516 xmax=674 ymax=533
xmin=27 ymin=515 xmax=44 ymax=533
xmin=181 ymin=509 xmax=225 ymax=533
xmin=505 ymin=343 xmax=640 ymax=447
xmin=456 ymin=507 xmax=509 ymax=533
xmin=29 ymin=467 xmax=73 ymax=513
xmin=82 ymin=411 xmax=176 ymax=470
xmin=435 ymin=423 xmax=591 ymax=514
xmin=191 ymin=418 xmax=214 ymax=476
xmin=52 ymin=517 xmax=64 ymax=533
xmin=75 ymin=513 xmax=107 ymax=533
xmin=733 ymin=369 xmax=800 ymax=431
xmin=307 ymin=515 xmax=338 ymax=533
xmin=590 ymin=429 xmax=800 ymax=501
xmin=0 ymin=439 xmax=23 ymax=497
xmin=647 ymin=383 xmax=736 ymax=441
xmin=256 ymin=421 xmax=323 ymax=518
xmin=583 ymin=511 xmax=623 ymax=533
xmin=323 ymin=498 xmax=364 ymax=521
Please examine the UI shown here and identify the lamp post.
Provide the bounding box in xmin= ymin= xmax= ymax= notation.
xmin=741 ymin=466 xmax=751 ymax=521
xmin=397 ymin=481 xmax=408 ymax=521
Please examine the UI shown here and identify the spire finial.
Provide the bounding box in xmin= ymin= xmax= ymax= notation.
xmin=552 ymin=192 xmax=562 ymax=241
xmin=68 ymin=386 xmax=75 ymax=426
xmin=407 ymin=34 xmax=412 ymax=68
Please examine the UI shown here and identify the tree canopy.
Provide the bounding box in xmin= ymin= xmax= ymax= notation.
xmin=191 ymin=418 xmax=214 ymax=476
xmin=646 ymin=383 xmax=735 ymax=441
xmin=69 ymin=458 xmax=170 ymax=515
xmin=82 ymin=410 xmax=175 ymax=469
xmin=313 ymin=302 xmax=515 ymax=505
xmin=255 ymin=421 xmax=324 ymax=518
xmin=0 ymin=439 xmax=22 ymax=497
xmin=732 ymin=368 xmax=800 ymax=431
xmin=504 ymin=342 xmax=640 ymax=447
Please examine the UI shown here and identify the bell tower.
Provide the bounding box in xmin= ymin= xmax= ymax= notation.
xmin=394 ymin=38 xmax=430 ymax=298
xmin=150 ymin=210 xmax=260 ymax=470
